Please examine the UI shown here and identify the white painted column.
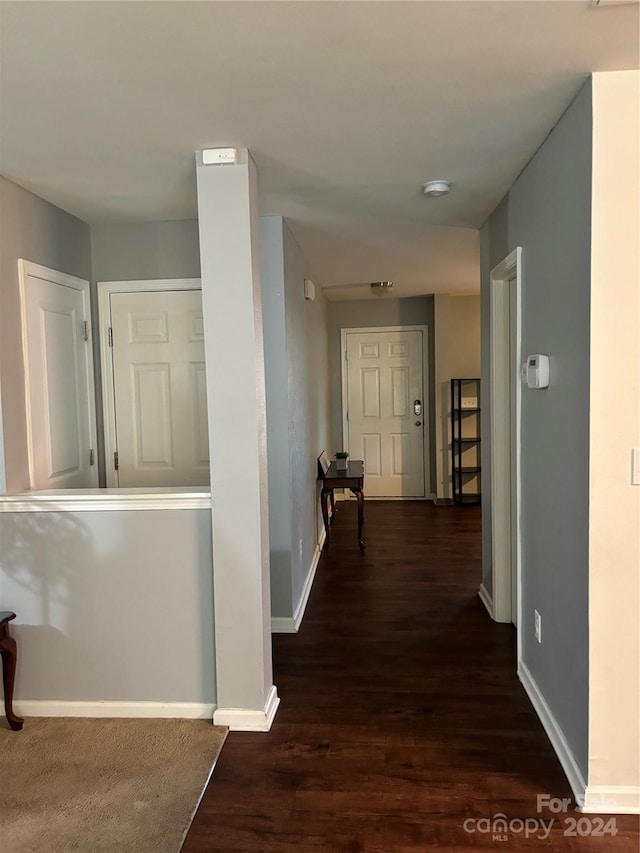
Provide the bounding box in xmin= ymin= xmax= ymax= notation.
xmin=195 ymin=148 xmax=278 ymax=731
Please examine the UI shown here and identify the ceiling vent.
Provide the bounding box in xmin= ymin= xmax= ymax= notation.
xmin=370 ymin=281 xmax=394 ymax=296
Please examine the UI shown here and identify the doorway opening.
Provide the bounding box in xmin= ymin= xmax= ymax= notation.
xmin=97 ymin=278 xmax=208 ymax=488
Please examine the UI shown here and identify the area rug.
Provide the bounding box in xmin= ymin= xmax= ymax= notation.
xmin=0 ymin=717 xmax=227 ymax=853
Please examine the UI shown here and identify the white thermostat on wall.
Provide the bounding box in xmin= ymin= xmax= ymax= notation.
xmin=523 ymin=354 xmax=550 ymax=389
xmin=304 ymin=279 xmax=316 ymax=301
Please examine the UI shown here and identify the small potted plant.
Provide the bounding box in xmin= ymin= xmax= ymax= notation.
xmin=335 ymin=451 xmax=349 ymax=471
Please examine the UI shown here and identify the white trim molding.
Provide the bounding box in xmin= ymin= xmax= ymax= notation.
xmin=271 ymin=526 xmax=326 ymax=633
xmin=15 ymin=700 xmax=216 ymax=719
xmin=96 ymin=278 xmax=202 ymax=488
xmin=581 ymin=786 xmax=640 ymax=815
xmin=213 ymin=685 xmax=280 ymax=732
xmin=18 ymin=259 xmax=99 ymax=491
xmin=489 ymin=248 xmax=522 ymax=627
xmin=0 ymin=487 xmax=211 ymax=512
xmin=478 ymin=584 xmax=494 ymax=618
xmin=270 ymin=616 xmax=298 ymax=634
xmin=518 ymin=661 xmax=587 ymax=808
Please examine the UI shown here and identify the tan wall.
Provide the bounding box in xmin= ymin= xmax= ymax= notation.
xmin=588 ymin=70 xmax=640 ymax=798
xmin=434 ymin=294 xmax=481 ymax=499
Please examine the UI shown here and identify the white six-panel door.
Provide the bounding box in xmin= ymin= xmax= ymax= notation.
xmin=345 ymin=328 xmax=426 ymax=497
xmin=109 ymin=289 xmax=209 ymax=487
xmin=19 ymin=261 xmax=98 ymax=490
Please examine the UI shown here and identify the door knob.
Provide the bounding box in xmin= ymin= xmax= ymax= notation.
xmin=415 ymin=420 xmax=422 ymax=426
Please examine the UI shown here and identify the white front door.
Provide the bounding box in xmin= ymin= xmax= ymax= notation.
xmin=345 ymin=328 xmax=426 ymax=497
xmin=109 ymin=289 xmax=209 ymax=487
xmin=19 ymin=261 xmax=98 ymax=490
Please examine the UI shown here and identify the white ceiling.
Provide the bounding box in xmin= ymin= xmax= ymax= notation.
xmin=1 ymin=1 xmax=638 ymax=299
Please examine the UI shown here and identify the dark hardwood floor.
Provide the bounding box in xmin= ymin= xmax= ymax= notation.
xmin=182 ymin=501 xmax=639 ymax=852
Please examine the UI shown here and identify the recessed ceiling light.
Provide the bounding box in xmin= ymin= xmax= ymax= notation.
xmin=422 ymin=180 xmax=451 ymax=197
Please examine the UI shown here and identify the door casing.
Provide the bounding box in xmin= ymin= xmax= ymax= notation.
xmin=340 ymin=325 xmax=431 ymax=500
xmin=488 ymin=248 xmax=522 ymax=634
xmin=19 ymin=259 xmax=98 ymax=490
xmin=97 ymin=278 xmax=202 ymax=487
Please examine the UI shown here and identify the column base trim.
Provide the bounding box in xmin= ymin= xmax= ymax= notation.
xmin=213 ymin=685 xmax=280 ymax=731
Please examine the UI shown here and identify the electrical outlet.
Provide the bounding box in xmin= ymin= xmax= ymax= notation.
xmin=534 ymin=610 xmax=542 ymax=644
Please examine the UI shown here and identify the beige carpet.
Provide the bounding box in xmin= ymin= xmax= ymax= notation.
xmin=0 ymin=717 xmax=227 ymax=853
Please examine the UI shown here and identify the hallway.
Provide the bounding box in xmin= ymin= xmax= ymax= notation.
xmin=182 ymin=502 xmax=639 ymax=852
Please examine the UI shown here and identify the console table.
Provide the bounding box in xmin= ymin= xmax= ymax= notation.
xmin=319 ymin=459 xmax=365 ymax=552
xmin=0 ymin=611 xmax=23 ymax=731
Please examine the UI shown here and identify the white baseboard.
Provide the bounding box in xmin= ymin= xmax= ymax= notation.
xmin=271 ymin=525 xmax=325 ymax=634
xmin=478 ymin=583 xmax=494 ymax=618
xmin=518 ymin=661 xmax=587 ymax=808
xmin=15 ymin=700 xmax=216 ymax=719
xmin=581 ymin=786 xmax=640 ymax=815
xmin=270 ymin=616 xmax=297 ymax=633
xmin=213 ymin=685 xmax=280 ymax=732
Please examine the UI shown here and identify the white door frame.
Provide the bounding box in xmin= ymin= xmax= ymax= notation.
xmin=340 ymin=325 xmax=431 ymax=499
xmin=19 ymin=259 xmax=98 ymax=489
xmin=488 ymin=248 xmax=522 ymax=628
xmin=97 ymin=278 xmax=202 ymax=487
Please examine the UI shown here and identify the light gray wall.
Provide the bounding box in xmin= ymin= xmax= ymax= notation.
xmin=0 ymin=177 xmax=92 ymax=493
xmin=261 ymin=217 xmax=332 ymax=620
xmin=328 ymin=296 xmax=436 ymax=495
xmin=480 ymin=81 xmax=592 ymax=777
xmin=1 ymin=509 xmax=215 ymax=703
xmin=260 ymin=217 xmax=293 ymax=617
xmin=283 ymin=222 xmax=331 ymax=611
xmin=90 ymin=220 xmax=201 ymax=282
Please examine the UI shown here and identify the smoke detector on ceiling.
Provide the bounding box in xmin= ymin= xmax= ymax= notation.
xmin=422 ymin=180 xmax=451 ymax=197
xmin=370 ymin=281 xmax=394 ymax=296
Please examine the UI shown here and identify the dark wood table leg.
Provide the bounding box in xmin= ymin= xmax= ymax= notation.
xmin=321 ymin=487 xmax=332 ymax=550
xmin=352 ymin=487 xmax=365 ymax=551
xmin=0 ymin=623 xmax=24 ymax=731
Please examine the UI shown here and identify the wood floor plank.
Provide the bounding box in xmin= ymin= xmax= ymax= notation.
xmin=182 ymin=502 xmax=639 ymax=852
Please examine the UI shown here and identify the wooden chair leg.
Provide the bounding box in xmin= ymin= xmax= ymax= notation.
xmin=0 ymin=636 xmax=24 ymax=731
